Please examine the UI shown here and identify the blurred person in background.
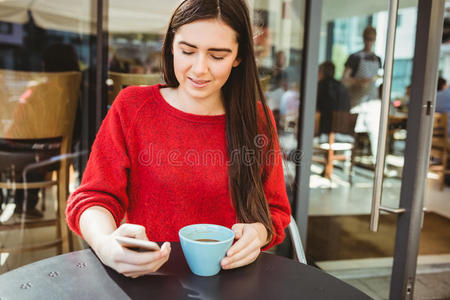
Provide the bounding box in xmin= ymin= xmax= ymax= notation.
xmin=352 ymin=84 xmax=384 ymax=162
xmin=269 ymin=51 xmax=288 ymax=91
xmin=279 ymin=82 xmax=300 ymax=132
xmin=342 ymin=26 xmax=382 ymax=109
xmin=436 ymin=76 xmax=450 ymax=137
xmin=130 ymin=58 xmax=145 ymax=74
xmin=316 ymin=61 xmax=350 ymax=136
xmin=437 ymin=76 xmax=447 ymax=92
xmin=393 ymin=84 xmax=410 ymax=114
xmin=265 ymin=51 xmax=289 ymax=129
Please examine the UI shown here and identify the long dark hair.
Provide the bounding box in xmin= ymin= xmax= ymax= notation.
xmin=161 ymin=0 xmax=276 ymax=239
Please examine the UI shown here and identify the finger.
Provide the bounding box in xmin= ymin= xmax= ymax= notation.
xmin=116 ymin=262 xmax=151 ymax=274
xmin=160 ymin=242 xmax=171 ymax=253
xmin=116 ymin=223 xmax=148 ymax=240
xmin=117 ymin=247 xmax=169 ymax=276
xmin=115 ymin=244 xmax=170 ymax=265
xmin=117 ymin=243 xmax=171 ymax=276
xmin=227 ymin=227 xmax=255 ymax=257
xmin=122 ymin=257 xmax=167 ymax=277
xmin=222 ymin=239 xmax=260 ymax=267
xmin=231 ymin=224 xmax=244 ymax=239
xmin=222 ymin=249 xmax=260 ymax=270
xmin=116 ymin=250 xmax=170 ymax=274
xmin=149 ymin=251 xmax=170 ymax=272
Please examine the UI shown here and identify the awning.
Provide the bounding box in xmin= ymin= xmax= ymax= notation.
xmin=0 ymin=0 xmax=30 ymax=24
xmin=0 ymin=0 xmax=418 ymax=34
xmin=0 ymin=0 xmax=180 ymax=34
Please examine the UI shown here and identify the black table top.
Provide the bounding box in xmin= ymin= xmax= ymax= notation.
xmin=0 ymin=243 xmax=370 ymax=300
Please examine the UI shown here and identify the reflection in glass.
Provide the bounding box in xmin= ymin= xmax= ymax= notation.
xmin=250 ymin=1 xmax=305 ymax=193
xmin=0 ymin=2 xmax=90 ymax=272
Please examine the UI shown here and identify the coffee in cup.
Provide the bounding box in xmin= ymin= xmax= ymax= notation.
xmin=178 ymin=224 xmax=234 ymax=276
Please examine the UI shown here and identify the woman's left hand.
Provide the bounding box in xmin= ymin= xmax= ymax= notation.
xmin=220 ymin=222 xmax=268 ymax=270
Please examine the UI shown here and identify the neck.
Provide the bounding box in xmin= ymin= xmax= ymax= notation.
xmin=175 ymin=88 xmax=225 ymax=116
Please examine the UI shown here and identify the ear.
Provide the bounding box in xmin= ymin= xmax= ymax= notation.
xmin=232 ymin=57 xmax=242 ymax=67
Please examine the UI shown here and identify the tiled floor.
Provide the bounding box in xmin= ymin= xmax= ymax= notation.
xmin=345 ymin=271 xmax=450 ymax=300
xmin=304 ymin=160 xmax=450 ymax=299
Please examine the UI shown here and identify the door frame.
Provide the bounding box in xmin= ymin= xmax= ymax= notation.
xmin=390 ymin=0 xmax=444 ymax=298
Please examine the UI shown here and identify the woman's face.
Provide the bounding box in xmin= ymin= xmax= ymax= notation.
xmin=172 ymin=19 xmax=241 ymax=104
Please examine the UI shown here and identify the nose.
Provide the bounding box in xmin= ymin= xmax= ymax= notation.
xmin=192 ymin=54 xmax=208 ymax=75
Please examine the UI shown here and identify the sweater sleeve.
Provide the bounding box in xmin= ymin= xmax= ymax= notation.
xmin=65 ymin=88 xmax=137 ymax=237
xmin=258 ymin=103 xmax=292 ymax=250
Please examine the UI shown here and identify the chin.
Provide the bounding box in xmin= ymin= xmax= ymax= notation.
xmin=186 ymin=85 xmax=217 ymax=98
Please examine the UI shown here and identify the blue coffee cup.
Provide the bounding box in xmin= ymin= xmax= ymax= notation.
xmin=179 ymin=224 xmax=235 ymax=276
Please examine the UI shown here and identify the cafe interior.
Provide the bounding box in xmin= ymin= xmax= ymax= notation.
xmin=0 ymin=0 xmax=449 ymax=299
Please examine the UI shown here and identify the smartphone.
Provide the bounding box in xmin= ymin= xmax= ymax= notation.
xmin=115 ymin=236 xmax=160 ymax=252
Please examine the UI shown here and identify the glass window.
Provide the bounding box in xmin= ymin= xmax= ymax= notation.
xmin=0 ymin=1 xmax=93 ymax=272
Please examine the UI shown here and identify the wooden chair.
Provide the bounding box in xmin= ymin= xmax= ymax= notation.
xmin=108 ymin=72 xmax=163 ymax=105
xmin=387 ymin=115 xmax=408 ymax=155
xmin=314 ymin=112 xmax=321 ymax=137
xmin=429 ymin=112 xmax=449 ymax=190
xmin=0 ymin=69 xmax=81 ymax=254
xmin=260 ymin=75 xmax=271 ymax=92
xmin=312 ymin=111 xmax=358 ymax=183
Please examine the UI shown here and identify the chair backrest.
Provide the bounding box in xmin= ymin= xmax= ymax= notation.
xmin=108 ymin=72 xmax=163 ymax=105
xmin=260 ymin=75 xmax=271 ymax=92
xmin=388 ymin=115 xmax=408 ymax=135
xmin=330 ymin=111 xmax=358 ymax=135
xmin=431 ymin=112 xmax=448 ymax=158
xmin=0 ymin=69 xmax=82 ymax=154
xmin=287 ymin=215 xmax=307 ymax=264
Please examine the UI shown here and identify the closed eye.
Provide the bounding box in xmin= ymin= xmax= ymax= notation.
xmin=211 ymin=55 xmax=225 ymax=60
xmin=182 ymin=51 xmax=193 ymax=55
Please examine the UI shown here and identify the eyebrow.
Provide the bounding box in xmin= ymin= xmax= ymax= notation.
xmin=178 ymin=41 xmax=232 ymax=53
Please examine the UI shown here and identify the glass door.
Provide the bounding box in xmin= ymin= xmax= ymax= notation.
xmin=304 ymin=0 xmax=449 ymax=299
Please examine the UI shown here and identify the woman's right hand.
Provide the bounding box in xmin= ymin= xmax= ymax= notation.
xmin=93 ymin=223 xmax=171 ymax=278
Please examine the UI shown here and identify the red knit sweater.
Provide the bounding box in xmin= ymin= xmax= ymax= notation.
xmin=66 ymin=84 xmax=291 ymax=249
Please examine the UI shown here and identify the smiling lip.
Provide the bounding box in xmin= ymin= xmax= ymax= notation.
xmin=189 ymin=77 xmax=210 ymax=88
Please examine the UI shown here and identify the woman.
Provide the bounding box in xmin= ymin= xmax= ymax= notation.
xmin=66 ymin=0 xmax=291 ymax=278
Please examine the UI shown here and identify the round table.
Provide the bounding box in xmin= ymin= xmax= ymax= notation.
xmin=0 ymin=243 xmax=370 ymax=299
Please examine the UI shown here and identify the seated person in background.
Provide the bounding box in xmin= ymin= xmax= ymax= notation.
xmin=265 ymin=51 xmax=289 ymax=130
xmin=279 ymin=83 xmax=300 ymax=131
xmin=394 ymin=84 xmax=410 ymax=114
xmin=342 ymin=26 xmax=382 ymax=109
xmin=269 ymin=51 xmax=288 ymax=91
xmin=437 ymin=76 xmax=447 ymax=92
xmin=316 ymin=61 xmax=350 ymax=136
xmin=436 ymin=77 xmax=450 ymax=137
xmin=130 ymin=58 xmax=145 ymax=74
